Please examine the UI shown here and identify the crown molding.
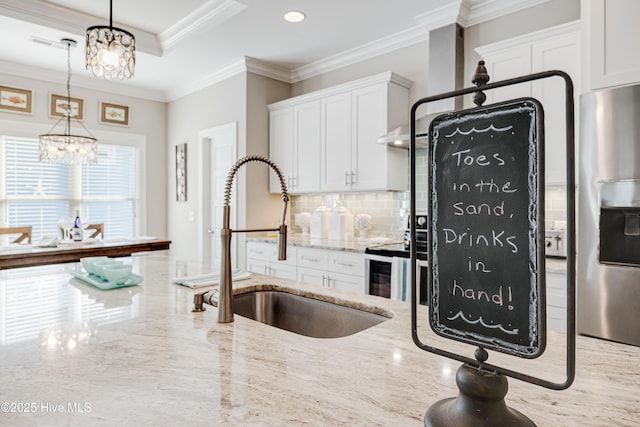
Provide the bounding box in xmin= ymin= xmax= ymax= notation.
xmin=268 ymin=71 xmax=413 ymax=110
xmin=415 ymin=1 xmax=465 ymax=30
xmin=289 ymin=0 xmax=554 ymax=83
xmin=244 ymin=57 xmax=291 ymax=83
xmin=0 ymin=59 xmax=166 ymax=102
xmin=290 ymin=25 xmax=430 ymax=83
xmin=463 ymin=0 xmax=553 ymax=27
xmin=158 ymin=0 xmax=247 ymax=52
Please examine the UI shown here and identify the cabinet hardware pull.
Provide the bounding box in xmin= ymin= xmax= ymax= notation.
xmin=336 ymin=262 xmax=353 ymax=267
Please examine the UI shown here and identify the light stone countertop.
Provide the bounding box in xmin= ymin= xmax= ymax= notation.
xmin=1 ymin=253 xmax=635 ymax=426
xmin=249 ymin=234 xmax=569 ymax=274
xmin=247 ymin=233 xmax=404 ymax=253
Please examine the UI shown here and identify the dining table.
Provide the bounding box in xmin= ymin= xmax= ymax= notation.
xmin=0 ymin=238 xmax=171 ymax=270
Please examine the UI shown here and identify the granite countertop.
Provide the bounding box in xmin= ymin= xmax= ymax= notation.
xmin=247 ymin=233 xmax=403 ymax=253
xmin=249 ymin=234 xmax=569 ymax=274
xmin=1 ymin=254 xmax=634 ymax=426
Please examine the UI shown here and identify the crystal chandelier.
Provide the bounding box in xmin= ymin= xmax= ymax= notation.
xmin=39 ymin=39 xmax=98 ymax=164
xmin=85 ymin=0 xmax=135 ymax=80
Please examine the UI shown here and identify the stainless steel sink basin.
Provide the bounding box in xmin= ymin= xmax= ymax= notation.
xmin=232 ymin=290 xmax=390 ymax=338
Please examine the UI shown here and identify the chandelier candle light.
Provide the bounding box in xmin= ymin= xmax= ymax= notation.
xmin=39 ymin=38 xmax=97 ymax=164
xmin=86 ymin=0 xmax=135 ymax=80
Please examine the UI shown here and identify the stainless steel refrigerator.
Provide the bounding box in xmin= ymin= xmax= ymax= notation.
xmin=578 ymin=83 xmax=640 ymax=346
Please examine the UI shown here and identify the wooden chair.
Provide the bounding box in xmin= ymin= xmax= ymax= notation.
xmin=85 ymin=223 xmax=104 ymax=239
xmin=59 ymin=223 xmax=104 ymax=239
xmin=0 ymin=226 xmax=32 ymax=244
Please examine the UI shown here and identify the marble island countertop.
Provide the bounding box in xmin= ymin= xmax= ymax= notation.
xmin=1 ymin=254 xmax=634 ymax=426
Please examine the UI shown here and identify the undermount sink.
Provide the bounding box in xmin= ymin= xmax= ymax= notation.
xmin=232 ymin=290 xmax=391 ymax=338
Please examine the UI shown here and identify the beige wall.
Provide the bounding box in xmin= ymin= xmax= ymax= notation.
xmin=292 ymin=41 xmax=429 ymax=105
xmin=166 ymin=71 xmax=291 ymax=264
xmin=0 ymin=71 xmax=168 ymax=239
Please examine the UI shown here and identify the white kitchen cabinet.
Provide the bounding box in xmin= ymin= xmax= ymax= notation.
xmin=321 ymin=82 xmax=408 ymax=192
xmin=584 ymin=0 xmax=640 ymax=90
xmin=476 ymin=23 xmax=580 ymax=185
xmin=246 ymin=241 xmax=297 ymax=281
xmin=546 ymin=271 xmax=567 ymax=333
xmin=320 ymin=92 xmax=352 ymax=191
xmin=297 ymin=247 xmax=365 ymax=293
xmin=269 ymin=100 xmax=321 ymax=194
xmin=269 ymin=72 xmax=411 ymax=194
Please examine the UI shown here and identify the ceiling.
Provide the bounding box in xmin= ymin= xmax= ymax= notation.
xmin=0 ymin=0 xmax=548 ymax=102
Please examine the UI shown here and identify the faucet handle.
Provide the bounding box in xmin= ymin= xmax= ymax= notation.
xmin=277 ymin=224 xmax=287 ymax=260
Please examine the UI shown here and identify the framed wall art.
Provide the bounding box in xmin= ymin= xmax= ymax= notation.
xmin=50 ymin=93 xmax=84 ymax=120
xmin=176 ymin=143 xmax=187 ymax=202
xmin=100 ymin=102 xmax=129 ymax=126
xmin=0 ymin=85 xmax=33 ymax=114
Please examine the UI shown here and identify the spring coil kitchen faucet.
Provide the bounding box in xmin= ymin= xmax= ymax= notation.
xmin=218 ymin=155 xmax=289 ymax=323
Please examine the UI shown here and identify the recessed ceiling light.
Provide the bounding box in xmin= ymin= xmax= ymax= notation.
xmin=284 ymin=10 xmax=305 ymax=23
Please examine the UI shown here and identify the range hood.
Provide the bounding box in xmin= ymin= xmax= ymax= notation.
xmin=379 ymin=23 xmax=464 ymax=149
xmin=377 ymin=112 xmax=444 ymax=148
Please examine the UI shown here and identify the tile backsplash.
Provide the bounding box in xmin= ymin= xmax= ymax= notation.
xmin=290 ymin=149 xmax=568 ymax=238
xmin=291 ymin=192 xmax=409 ymax=239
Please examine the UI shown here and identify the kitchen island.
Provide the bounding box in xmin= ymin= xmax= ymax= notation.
xmin=1 ymin=254 xmax=637 ymax=426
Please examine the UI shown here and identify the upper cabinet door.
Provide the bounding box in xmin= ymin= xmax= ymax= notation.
xmin=586 ymin=0 xmax=640 ymax=90
xmin=477 ymin=24 xmax=580 ymax=186
xmin=269 ymin=107 xmax=294 ymax=193
xmin=350 ymin=83 xmax=407 ymax=192
xmin=293 ymin=101 xmax=321 ymax=193
xmin=482 ymin=44 xmax=532 ymax=104
xmin=320 ymin=92 xmax=352 ymax=192
xmin=531 ymin=32 xmax=581 ymax=185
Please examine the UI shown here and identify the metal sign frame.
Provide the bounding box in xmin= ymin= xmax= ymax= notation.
xmin=410 ymin=69 xmax=576 ymax=390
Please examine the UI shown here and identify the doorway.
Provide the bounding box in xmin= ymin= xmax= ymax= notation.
xmin=198 ymin=122 xmax=237 ymax=267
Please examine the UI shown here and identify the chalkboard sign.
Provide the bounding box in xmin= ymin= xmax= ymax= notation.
xmin=428 ymin=98 xmax=545 ymax=358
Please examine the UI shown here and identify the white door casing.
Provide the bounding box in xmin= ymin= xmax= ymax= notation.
xmin=198 ymin=122 xmax=237 ymax=267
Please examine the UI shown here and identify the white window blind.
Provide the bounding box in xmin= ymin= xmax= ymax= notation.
xmin=82 ymin=145 xmax=137 ymax=238
xmin=3 ymin=136 xmax=138 ymax=240
xmin=5 ymin=137 xmax=71 ymax=238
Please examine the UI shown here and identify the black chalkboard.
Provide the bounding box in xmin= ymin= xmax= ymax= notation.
xmin=428 ymin=98 xmax=545 ymax=358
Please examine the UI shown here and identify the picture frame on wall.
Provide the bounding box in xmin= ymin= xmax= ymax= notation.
xmin=0 ymin=85 xmax=33 ymax=114
xmin=50 ymin=93 xmax=84 ymax=120
xmin=100 ymin=102 xmax=129 ymax=126
xmin=176 ymin=143 xmax=187 ymax=202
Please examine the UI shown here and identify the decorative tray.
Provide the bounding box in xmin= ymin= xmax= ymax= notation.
xmin=70 ymin=270 xmax=143 ymax=291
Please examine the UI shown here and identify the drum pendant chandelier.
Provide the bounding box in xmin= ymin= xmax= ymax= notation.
xmin=85 ymin=0 xmax=135 ymax=80
xmin=39 ymin=39 xmax=98 ymax=164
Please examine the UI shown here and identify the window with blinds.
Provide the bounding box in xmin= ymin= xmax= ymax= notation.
xmin=2 ymin=136 xmax=138 ymax=240
xmin=82 ymin=145 xmax=137 ymax=238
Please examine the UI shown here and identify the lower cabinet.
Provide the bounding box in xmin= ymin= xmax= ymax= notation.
xmin=297 ymin=247 xmax=365 ymax=294
xmin=246 ymin=241 xmax=365 ymax=294
xmin=546 ymin=271 xmax=567 ymax=333
xmin=246 ymin=241 xmax=297 ymax=281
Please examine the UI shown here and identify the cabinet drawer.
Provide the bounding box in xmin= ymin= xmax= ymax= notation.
xmin=297 ymin=248 xmax=329 ymax=270
xmin=330 ymin=271 xmax=365 ymax=294
xmin=546 ymin=273 xmax=567 ymax=309
xmin=246 ymin=242 xmax=271 ymax=261
xmin=329 ymin=251 xmax=364 ymax=276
